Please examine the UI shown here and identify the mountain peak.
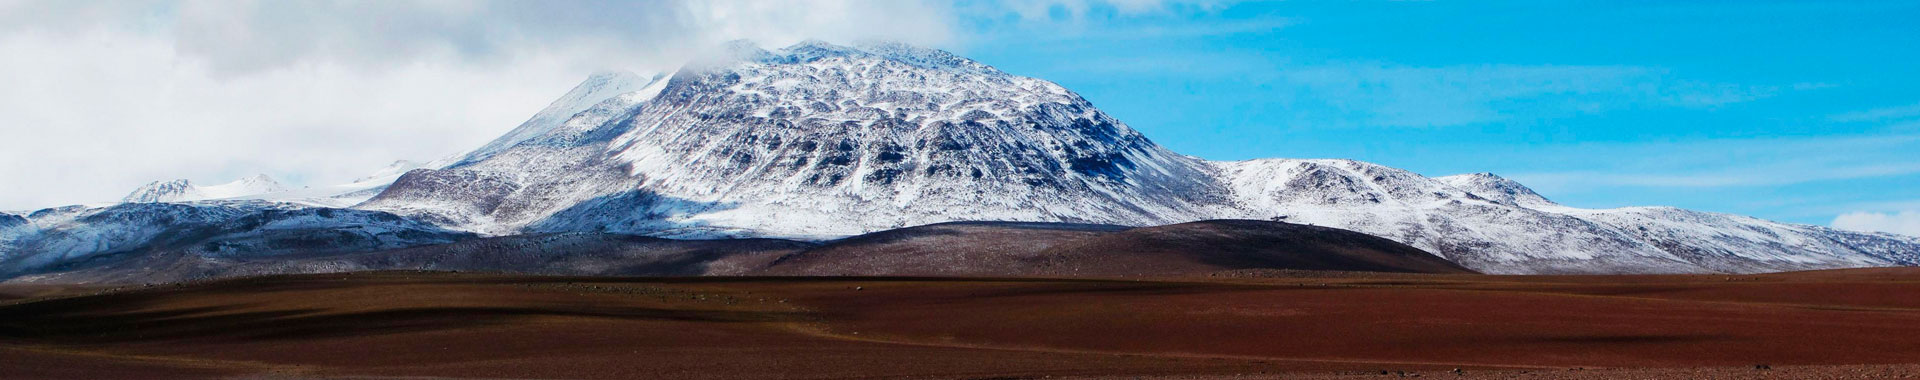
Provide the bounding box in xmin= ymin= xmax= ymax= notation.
xmin=366 ymin=38 xmax=1222 ymax=236
xmin=701 ymin=40 xmax=998 ymax=76
xmin=236 ymin=173 xmax=280 ymax=186
xmin=122 ymin=179 xmax=192 ymax=203
xmin=121 ymin=175 xmax=289 ymax=203
xmin=0 ymin=211 xmax=23 ymax=229
xmin=455 ymin=69 xmax=665 ymax=166
xmin=1435 ymin=172 xmax=1556 ymax=208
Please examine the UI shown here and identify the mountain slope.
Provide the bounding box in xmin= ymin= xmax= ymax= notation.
xmin=1212 ymin=159 xmax=1914 ymax=273
xmin=0 ymin=201 xmax=472 ymax=280
xmin=6 ymin=232 xmax=811 ymax=284
xmin=456 ymin=71 xmax=669 ymax=167
xmin=0 ymin=212 xmax=22 ymax=230
xmin=362 ymin=41 xmax=1230 ymax=238
xmin=352 ymin=40 xmax=1917 ymax=275
xmin=6 ymin=40 xmax=1913 ymax=279
xmin=1434 ymin=172 xmax=1556 ymax=208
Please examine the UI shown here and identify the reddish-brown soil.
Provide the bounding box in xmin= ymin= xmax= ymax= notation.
xmin=4 ymin=268 xmax=1920 ymax=379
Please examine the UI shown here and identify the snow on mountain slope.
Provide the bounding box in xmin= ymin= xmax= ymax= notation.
xmin=122 ymin=174 xmax=291 ymax=203
xmin=598 ymin=41 xmax=1228 ymax=236
xmin=0 ymin=159 xmax=480 ymax=280
xmin=0 ymin=212 xmax=25 ymax=256
xmin=363 ymin=40 xmax=1230 ymax=238
xmin=0 ymin=201 xmax=471 ymax=279
xmin=1434 ymin=172 xmax=1557 ymax=208
xmin=0 ymin=212 xmax=22 ymax=229
xmin=117 ymin=164 xmax=409 ymax=208
xmin=352 ymin=40 xmax=1918 ymax=274
xmin=12 ymin=40 xmax=1913 ymax=278
xmin=1211 ymin=159 xmax=1707 ymax=273
xmin=1211 ymin=159 xmax=1915 ymax=273
xmin=225 ymin=160 xmax=434 ymax=208
xmin=456 ymin=71 xmax=668 ymax=166
xmin=356 ymin=160 xmax=424 ymax=183
xmin=1540 ymin=205 xmax=1917 ymax=272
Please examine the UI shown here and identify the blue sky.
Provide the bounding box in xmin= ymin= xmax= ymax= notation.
xmin=947 ymin=0 xmax=1920 ymax=227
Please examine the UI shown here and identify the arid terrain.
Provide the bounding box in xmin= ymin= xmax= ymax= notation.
xmin=4 ymin=268 xmax=1920 ymax=379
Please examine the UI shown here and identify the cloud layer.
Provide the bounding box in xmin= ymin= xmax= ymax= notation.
xmin=1833 ymin=211 xmax=1920 ymax=237
xmin=0 ymin=0 xmax=959 ymax=209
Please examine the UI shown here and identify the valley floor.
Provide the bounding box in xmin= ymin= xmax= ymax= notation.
xmin=3 ymin=269 xmax=1920 ymax=379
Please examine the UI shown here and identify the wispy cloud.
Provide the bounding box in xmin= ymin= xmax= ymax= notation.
xmin=0 ymin=0 xmax=964 ymax=209
xmin=958 ymin=0 xmax=1280 ymax=46
xmin=969 ymin=0 xmax=1236 ymax=21
xmin=1273 ymin=63 xmax=1782 ymax=128
xmin=1832 ymin=211 xmax=1920 ymax=237
xmin=1504 ymin=134 xmax=1920 ymax=191
xmin=1514 ymin=163 xmax=1920 ymax=188
xmin=1829 ymin=101 xmax=1920 ymax=123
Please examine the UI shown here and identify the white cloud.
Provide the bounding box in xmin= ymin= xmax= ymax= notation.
xmin=1514 ymin=163 xmax=1920 ymax=189
xmin=0 ymin=0 xmax=958 ymax=210
xmin=983 ymin=0 xmax=1229 ymax=21
xmin=1833 ymin=211 xmax=1920 ymax=237
xmin=1830 ymin=101 xmax=1920 ymax=123
xmin=1276 ymin=64 xmax=1781 ymax=128
xmin=1504 ymin=134 xmax=1920 ymax=192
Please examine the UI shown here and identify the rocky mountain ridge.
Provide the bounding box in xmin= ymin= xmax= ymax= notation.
xmin=3 ymin=40 xmax=1915 ymax=279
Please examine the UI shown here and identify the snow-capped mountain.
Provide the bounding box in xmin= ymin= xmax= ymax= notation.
xmin=1211 ymin=159 xmax=1916 ymax=273
xmin=362 ymin=41 xmax=1228 ymax=237
xmin=0 ymin=162 xmax=476 ymax=281
xmin=122 ymin=174 xmax=291 ymax=203
xmin=359 ymin=40 xmax=1917 ymax=274
xmin=114 ymin=161 xmax=439 ymax=209
xmin=5 ymin=40 xmax=1915 ymax=279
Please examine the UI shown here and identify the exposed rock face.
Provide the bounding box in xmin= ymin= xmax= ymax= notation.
xmin=0 ymin=213 xmax=23 ymax=230
xmin=362 ymin=41 xmax=1230 ymax=238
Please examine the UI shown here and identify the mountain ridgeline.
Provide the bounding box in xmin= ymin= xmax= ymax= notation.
xmin=2 ymin=41 xmax=1917 ymax=281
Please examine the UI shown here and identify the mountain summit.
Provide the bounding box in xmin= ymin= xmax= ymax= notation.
xmin=122 ymin=174 xmax=290 ymax=203
xmin=362 ymin=40 xmax=1229 ymax=237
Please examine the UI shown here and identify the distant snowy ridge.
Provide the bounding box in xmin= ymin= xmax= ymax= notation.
xmin=115 ymin=160 xmax=435 ymax=209
xmin=1210 ymin=159 xmax=1916 ymax=273
xmin=123 ymin=174 xmax=290 ymax=203
xmin=457 ymin=71 xmax=669 ymax=166
xmin=0 ymin=200 xmax=471 ymax=277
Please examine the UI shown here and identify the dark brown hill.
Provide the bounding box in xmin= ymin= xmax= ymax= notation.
xmin=758 ymin=221 xmax=1128 ymax=276
xmin=1027 ymin=219 xmax=1475 ymax=276
xmin=759 ymin=219 xmax=1470 ymax=276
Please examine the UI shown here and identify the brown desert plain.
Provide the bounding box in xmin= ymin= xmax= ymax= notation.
xmin=5 ymin=268 xmax=1920 ymax=379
